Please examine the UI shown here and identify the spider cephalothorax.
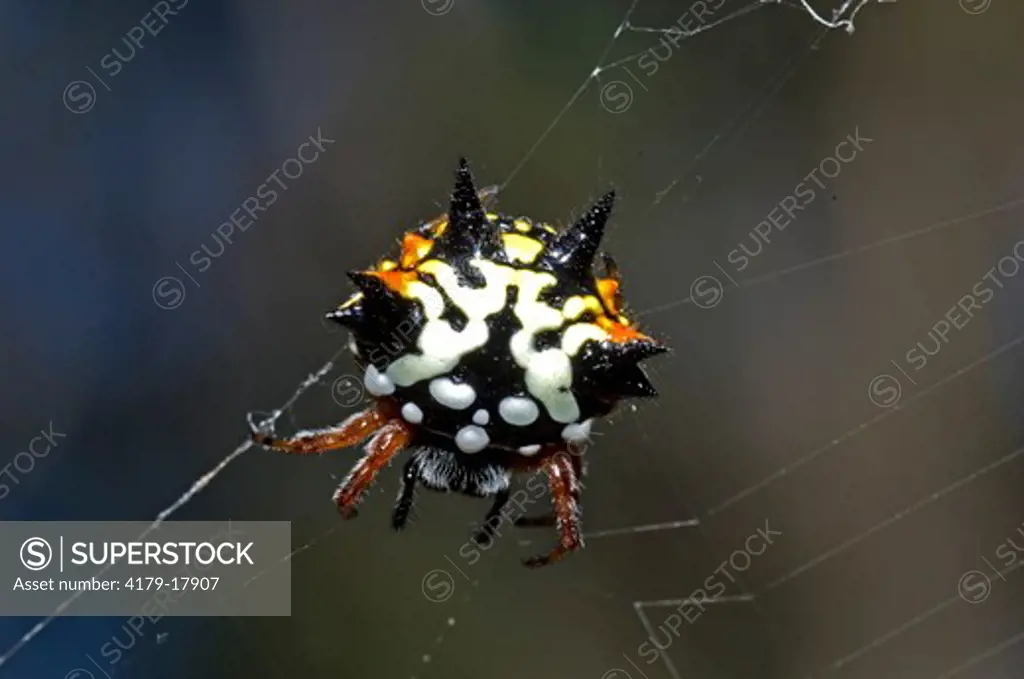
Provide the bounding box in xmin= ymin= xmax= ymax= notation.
xmin=251 ymin=159 xmax=666 ymax=567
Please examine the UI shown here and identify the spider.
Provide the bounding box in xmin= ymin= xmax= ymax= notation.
xmin=249 ymin=159 xmax=666 ymax=567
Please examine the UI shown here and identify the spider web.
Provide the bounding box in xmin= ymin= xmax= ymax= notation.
xmin=6 ymin=1 xmax=1024 ymax=678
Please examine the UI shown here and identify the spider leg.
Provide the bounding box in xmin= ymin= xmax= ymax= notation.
xmin=249 ymin=407 xmax=389 ymax=455
xmin=471 ymin=489 xmax=511 ymax=547
xmin=391 ymin=456 xmax=421 ymax=531
xmin=522 ymin=452 xmax=584 ymax=568
xmin=333 ymin=418 xmax=414 ymax=519
xmin=514 ymin=452 xmax=583 ymax=529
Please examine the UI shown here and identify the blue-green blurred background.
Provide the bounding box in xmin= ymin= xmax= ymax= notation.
xmin=2 ymin=1 xmax=1024 ymax=678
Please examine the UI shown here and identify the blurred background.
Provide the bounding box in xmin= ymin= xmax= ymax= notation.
xmin=2 ymin=0 xmax=1023 ymax=677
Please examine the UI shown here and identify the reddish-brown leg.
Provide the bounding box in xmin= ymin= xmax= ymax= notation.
xmin=333 ymin=418 xmax=414 ymax=519
xmin=515 ymin=450 xmax=584 ymax=528
xmin=250 ymin=407 xmax=389 ymax=454
xmin=522 ymin=451 xmax=584 ymax=568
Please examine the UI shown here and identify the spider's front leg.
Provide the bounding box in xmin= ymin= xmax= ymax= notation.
xmin=522 ymin=451 xmax=584 ymax=568
xmin=248 ymin=406 xmax=391 ymax=454
xmin=249 ymin=401 xmax=414 ymax=519
xmin=333 ymin=417 xmax=414 ymax=519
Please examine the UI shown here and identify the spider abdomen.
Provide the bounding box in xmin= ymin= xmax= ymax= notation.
xmin=328 ymin=160 xmax=665 ymax=457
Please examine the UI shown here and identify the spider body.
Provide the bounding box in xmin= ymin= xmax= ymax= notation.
xmin=251 ymin=159 xmax=666 ymax=567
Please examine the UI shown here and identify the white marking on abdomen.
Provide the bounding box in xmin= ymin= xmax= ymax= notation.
xmin=386 ymin=261 xmax=508 ymax=387
xmin=383 ymin=258 xmax=584 ymax=424
xmin=518 ymin=444 xmax=541 ymax=456
xmin=455 ymin=425 xmax=490 ymax=453
xmin=472 ymin=409 xmax=490 ymax=425
xmin=561 ymin=420 xmax=592 ymax=444
xmin=498 ymin=396 xmax=539 ymax=426
xmin=562 ymin=323 xmax=609 ymax=357
xmin=364 ymin=364 xmax=395 ymax=396
xmin=401 ymin=402 xmax=424 ymax=424
xmin=506 ymin=274 xmax=579 ymax=423
xmin=429 ymin=377 xmax=476 ymax=410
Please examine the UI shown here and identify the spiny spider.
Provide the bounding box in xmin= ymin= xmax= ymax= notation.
xmin=250 ymin=159 xmax=666 ymax=567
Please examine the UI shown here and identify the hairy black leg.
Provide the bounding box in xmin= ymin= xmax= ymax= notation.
xmin=391 ymin=457 xmax=421 ymax=532
xmin=471 ymin=489 xmax=510 ymax=547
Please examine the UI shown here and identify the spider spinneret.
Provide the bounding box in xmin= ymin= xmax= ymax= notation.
xmin=251 ymin=158 xmax=666 ymax=567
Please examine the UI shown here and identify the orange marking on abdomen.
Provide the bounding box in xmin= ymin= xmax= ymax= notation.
xmin=598 ymin=317 xmax=648 ymax=344
xmin=400 ymin=233 xmax=434 ymax=268
xmin=596 ymin=278 xmax=620 ymax=315
xmin=370 ymin=269 xmax=419 ymax=295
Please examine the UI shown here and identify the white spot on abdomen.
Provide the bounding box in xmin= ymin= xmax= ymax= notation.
xmin=455 ymin=425 xmax=490 ymax=453
xmin=401 ymin=402 xmax=424 ymax=424
xmin=472 ymin=409 xmax=490 ymax=425
xmin=498 ymin=396 xmax=540 ymax=426
xmin=364 ymin=364 xmax=395 ymax=396
xmin=518 ymin=444 xmax=541 ymax=456
xmin=561 ymin=420 xmax=592 ymax=444
xmin=429 ymin=377 xmax=476 ymax=410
